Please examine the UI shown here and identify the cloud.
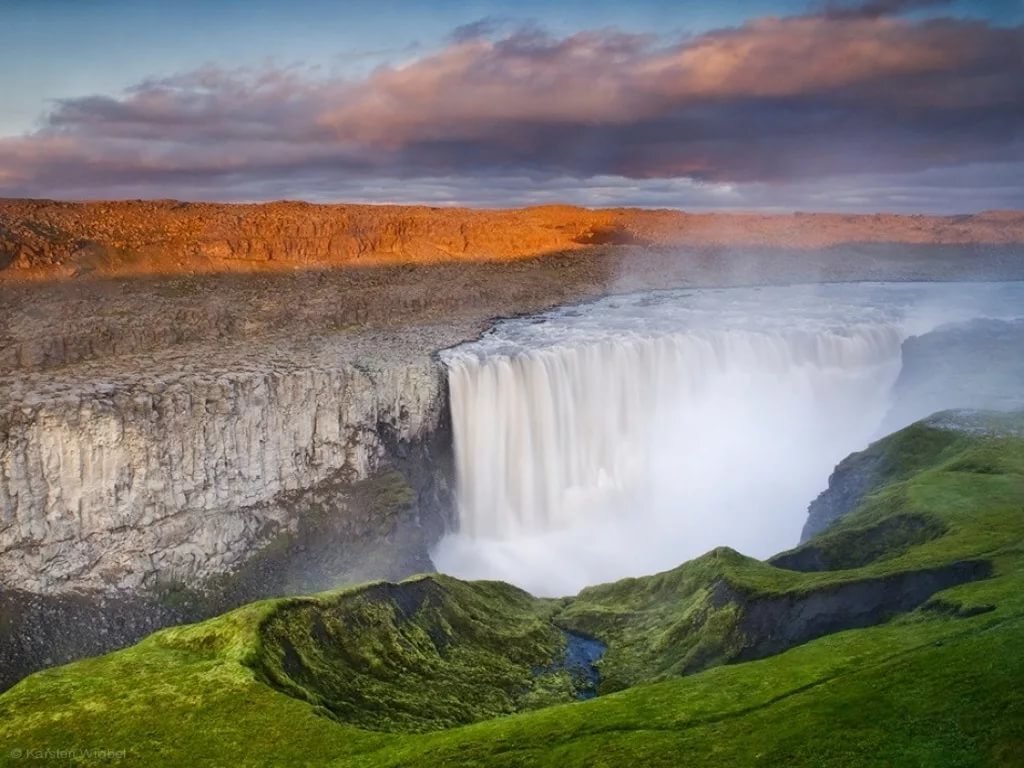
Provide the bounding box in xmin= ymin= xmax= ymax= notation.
xmin=0 ymin=11 xmax=1020 ymax=209
xmin=820 ymin=0 xmax=953 ymax=20
xmin=448 ymin=17 xmax=514 ymax=42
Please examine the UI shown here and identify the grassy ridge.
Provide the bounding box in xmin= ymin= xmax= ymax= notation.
xmin=1 ymin=412 xmax=1022 ymax=766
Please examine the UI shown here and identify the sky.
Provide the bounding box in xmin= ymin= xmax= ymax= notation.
xmin=0 ymin=0 xmax=1021 ymax=212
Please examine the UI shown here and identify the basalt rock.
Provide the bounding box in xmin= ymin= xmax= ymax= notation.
xmin=0 ymin=330 xmax=457 ymax=689
xmin=0 ymin=353 xmax=449 ymax=594
xmin=884 ymin=318 xmax=1024 ymax=431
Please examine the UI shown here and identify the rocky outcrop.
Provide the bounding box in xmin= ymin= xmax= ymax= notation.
xmin=884 ymin=319 xmax=1024 ymax=432
xmin=725 ymin=559 xmax=992 ymax=664
xmin=0 ymin=346 xmax=448 ymax=593
xmin=3 ymin=199 xmax=1023 ymax=279
xmin=0 ymin=327 xmax=459 ymax=689
xmin=773 ymin=513 xmax=947 ymax=572
xmin=800 ymin=447 xmax=889 ymax=543
xmin=800 ymin=414 xmax=982 ymax=543
xmin=802 ymin=317 xmax=1024 ymax=542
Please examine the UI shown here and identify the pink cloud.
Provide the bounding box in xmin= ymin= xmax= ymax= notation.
xmin=0 ymin=11 xmax=1020 ymax=204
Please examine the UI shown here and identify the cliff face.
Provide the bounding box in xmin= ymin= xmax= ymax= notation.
xmin=884 ymin=318 xmax=1024 ymax=431
xmin=2 ymin=199 xmax=1023 ymax=279
xmin=0 ymin=323 xmax=462 ymax=689
xmin=801 ymin=319 xmax=1024 ymax=542
xmin=0 ymin=337 xmax=449 ymax=594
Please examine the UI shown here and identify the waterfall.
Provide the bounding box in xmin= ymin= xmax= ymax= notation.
xmin=447 ymin=326 xmax=901 ymax=537
xmin=432 ymin=283 xmax=1024 ymax=597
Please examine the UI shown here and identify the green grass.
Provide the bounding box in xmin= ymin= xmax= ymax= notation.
xmin=2 ymin=411 xmax=1023 ymax=766
xmin=253 ymin=575 xmax=572 ymax=732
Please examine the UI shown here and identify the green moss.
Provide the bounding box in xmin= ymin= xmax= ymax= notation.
xmin=361 ymin=469 xmax=417 ymax=520
xmin=556 ymin=548 xmax=753 ymax=691
xmin=772 ymin=512 xmax=949 ymax=572
xmin=854 ymin=419 xmax=969 ymax=484
xmin=2 ymin=412 xmax=1024 ymax=766
xmin=253 ymin=575 xmax=567 ymax=732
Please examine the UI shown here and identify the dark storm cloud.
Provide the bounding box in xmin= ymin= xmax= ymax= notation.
xmin=0 ymin=11 xmax=1021 ymax=209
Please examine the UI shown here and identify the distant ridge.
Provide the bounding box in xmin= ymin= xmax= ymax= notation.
xmin=2 ymin=199 xmax=1023 ymax=280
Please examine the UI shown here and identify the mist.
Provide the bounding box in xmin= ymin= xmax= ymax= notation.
xmin=432 ymin=281 xmax=1024 ymax=597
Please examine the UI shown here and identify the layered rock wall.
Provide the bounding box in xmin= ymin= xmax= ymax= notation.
xmin=0 ymin=346 xmax=448 ymax=593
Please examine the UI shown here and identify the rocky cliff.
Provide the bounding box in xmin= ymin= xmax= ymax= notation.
xmin=884 ymin=318 xmax=1024 ymax=430
xmin=0 ymin=332 xmax=452 ymax=594
xmin=799 ymin=318 xmax=1024 ymax=543
xmin=0 ymin=325 xmax=460 ymax=689
xmin=2 ymin=200 xmax=1023 ymax=279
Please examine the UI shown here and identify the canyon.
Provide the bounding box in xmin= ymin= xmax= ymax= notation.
xmin=2 ymin=200 xmax=1024 ymax=691
xmin=4 ymin=407 xmax=1023 ymax=766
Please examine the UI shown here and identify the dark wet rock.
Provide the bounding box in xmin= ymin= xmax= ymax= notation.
xmin=0 ymin=589 xmax=191 ymax=692
xmin=774 ymin=513 xmax=947 ymax=572
xmin=800 ymin=448 xmax=888 ymax=543
xmin=718 ymin=559 xmax=992 ymax=664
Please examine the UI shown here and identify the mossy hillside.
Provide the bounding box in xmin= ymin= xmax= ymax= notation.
xmin=4 ymin=559 xmax=1020 ymax=767
xmin=557 ymin=545 xmax=987 ymax=693
xmin=771 ymin=512 xmax=949 ymax=572
xmin=801 ymin=419 xmax=968 ymax=539
xmin=346 ymin=581 xmax=1024 ymax=768
xmin=865 ymin=419 xmax=969 ymax=478
xmin=1 ymin=412 xmax=1023 ymax=766
xmin=556 ymin=548 xmax=752 ymax=691
xmin=807 ymin=417 xmax=1024 ymax=579
xmin=555 ymin=416 xmax=1023 ymax=691
xmin=254 ymin=574 xmax=573 ymax=731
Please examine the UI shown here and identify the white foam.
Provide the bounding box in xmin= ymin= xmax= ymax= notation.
xmin=433 ymin=282 xmax=1024 ymax=596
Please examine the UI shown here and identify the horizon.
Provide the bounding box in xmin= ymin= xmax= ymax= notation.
xmin=1 ymin=0 xmax=1021 ymax=212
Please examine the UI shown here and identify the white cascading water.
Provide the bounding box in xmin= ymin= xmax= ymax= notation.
xmin=431 ymin=282 xmax=1024 ymax=596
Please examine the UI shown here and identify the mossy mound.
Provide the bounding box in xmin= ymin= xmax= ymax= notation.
xmin=1 ymin=410 xmax=1023 ymax=766
xmin=253 ymin=575 xmax=572 ymax=731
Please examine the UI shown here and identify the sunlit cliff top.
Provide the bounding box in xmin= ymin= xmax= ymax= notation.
xmin=2 ymin=199 xmax=1023 ymax=280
